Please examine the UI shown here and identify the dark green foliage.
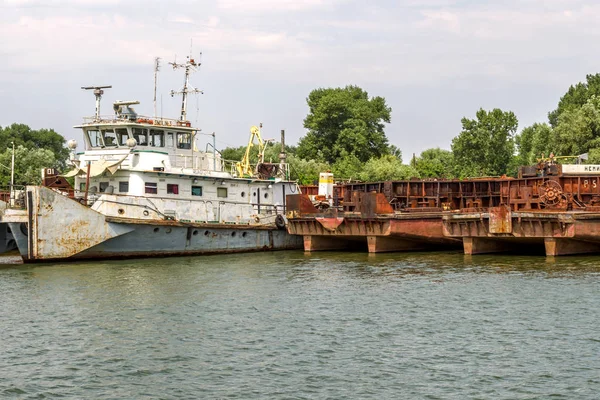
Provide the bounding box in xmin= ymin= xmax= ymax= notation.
xmin=297 ymin=86 xmax=392 ymax=164
xmin=0 ymin=145 xmax=55 ymax=186
xmin=414 ymin=148 xmax=455 ymax=178
xmin=451 ymin=108 xmax=518 ymax=177
xmin=514 ymin=123 xmax=554 ymax=166
xmin=0 ymin=124 xmax=69 ymax=169
xmin=553 ymin=96 xmax=600 ymax=157
xmin=548 ymin=73 xmax=600 ymax=127
xmin=359 ymin=155 xmax=420 ymax=181
xmin=287 ymin=155 xmax=331 ymax=185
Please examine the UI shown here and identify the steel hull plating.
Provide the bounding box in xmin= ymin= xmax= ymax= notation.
xmin=9 ymin=221 xmax=302 ymax=262
xmin=6 ymin=186 xmax=302 ymax=263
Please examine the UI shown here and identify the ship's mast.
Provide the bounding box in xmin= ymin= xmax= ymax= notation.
xmin=81 ymin=85 xmax=112 ymax=120
xmin=169 ymin=54 xmax=203 ymax=122
xmin=153 ymin=57 xmax=161 ymax=118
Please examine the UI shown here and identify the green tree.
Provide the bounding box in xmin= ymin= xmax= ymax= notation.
xmin=358 ymin=155 xmax=419 ymax=181
xmin=287 ymin=155 xmax=331 ymax=185
xmin=414 ymin=148 xmax=455 ymax=178
xmin=552 ymin=96 xmax=600 ymax=157
xmin=297 ymin=86 xmax=392 ymax=164
xmin=514 ymin=123 xmax=554 ymax=166
xmin=331 ymin=152 xmax=362 ymax=181
xmin=451 ymin=108 xmax=518 ymax=177
xmin=0 ymin=124 xmax=69 ymax=168
xmin=549 ymin=73 xmax=600 ymax=127
xmin=0 ymin=145 xmax=56 ymax=186
xmin=220 ymin=142 xmax=296 ymax=163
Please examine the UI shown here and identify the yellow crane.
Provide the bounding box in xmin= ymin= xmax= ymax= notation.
xmin=235 ymin=124 xmax=274 ymax=177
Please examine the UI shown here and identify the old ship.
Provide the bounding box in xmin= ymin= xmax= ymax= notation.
xmin=2 ymin=56 xmax=302 ymax=262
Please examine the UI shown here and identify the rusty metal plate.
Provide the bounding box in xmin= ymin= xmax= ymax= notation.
xmin=358 ymin=192 xmax=394 ymax=217
xmin=286 ymin=194 xmax=319 ymax=215
xmin=315 ymin=217 xmax=344 ymax=232
xmin=489 ymin=205 xmax=512 ymax=234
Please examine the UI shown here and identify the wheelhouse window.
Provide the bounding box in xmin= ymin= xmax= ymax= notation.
xmin=119 ymin=181 xmax=129 ymax=193
xmin=177 ymin=132 xmax=192 ymax=149
xmin=86 ymin=129 xmax=101 ymax=148
xmin=167 ymin=184 xmax=179 ymax=194
xmin=101 ymin=129 xmax=117 ymax=147
xmin=116 ymin=128 xmax=129 ymax=146
xmin=150 ymin=129 xmax=164 ymax=147
xmin=217 ymin=187 xmax=228 ymax=198
xmin=99 ymin=182 xmax=109 ymax=192
xmin=145 ymin=182 xmax=157 ymax=194
xmin=166 ymin=132 xmax=174 ymax=148
xmin=133 ymin=128 xmax=148 ymax=146
xmin=191 ymin=186 xmax=202 ymax=196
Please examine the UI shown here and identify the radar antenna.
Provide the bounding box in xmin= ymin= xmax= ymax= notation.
xmin=169 ymin=53 xmax=203 ymax=122
xmin=81 ymin=85 xmax=112 ymax=120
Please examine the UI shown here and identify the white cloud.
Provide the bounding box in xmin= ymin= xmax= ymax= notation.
xmin=217 ymin=0 xmax=332 ymax=12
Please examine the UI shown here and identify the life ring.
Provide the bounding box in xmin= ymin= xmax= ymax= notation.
xmin=275 ymin=214 xmax=286 ymax=230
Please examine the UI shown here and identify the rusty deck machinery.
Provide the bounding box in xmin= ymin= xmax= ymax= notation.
xmin=286 ymin=163 xmax=600 ymax=256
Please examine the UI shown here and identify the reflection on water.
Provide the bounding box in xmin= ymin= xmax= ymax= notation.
xmin=1 ymin=250 xmax=599 ymax=399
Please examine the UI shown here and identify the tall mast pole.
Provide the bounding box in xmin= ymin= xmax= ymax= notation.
xmin=153 ymin=57 xmax=161 ymax=119
xmin=170 ymin=53 xmax=203 ymax=122
xmin=10 ymin=141 xmax=14 ymax=207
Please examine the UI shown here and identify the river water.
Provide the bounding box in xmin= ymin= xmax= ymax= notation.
xmin=1 ymin=250 xmax=599 ymax=399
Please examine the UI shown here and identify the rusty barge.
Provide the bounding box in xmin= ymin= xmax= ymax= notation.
xmin=287 ymin=164 xmax=600 ymax=256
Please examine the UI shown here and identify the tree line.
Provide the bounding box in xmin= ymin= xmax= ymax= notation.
xmin=223 ymin=74 xmax=600 ymax=184
xmin=4 ymin=73 xmax=600 ymax=186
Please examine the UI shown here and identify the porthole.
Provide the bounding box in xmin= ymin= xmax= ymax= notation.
xmin=253 ymin=192 xmax=256 ymax=197
xmin=241 ymin=191 xmax=246 ymax=198
xmin=118 ymin=208 xmax=125 ymax=215
xmin=166 ymin=228 xmax=172 ymax=234
xmin=264 ymin=193 xmax=268 ymax=199
xmin=204 ymin=230 xmax=210 ymax=236
xmin=153 ymin=227 xmax=159 ymax=233
xmin=242 ymin=232 xmax=247 ymax=238
xmin=231 ymin=231 xmax=236 ymax=237
xmin=143 ymin=210 xmax=150 ymax=216
xmin=193 ymin=230 xmax=199 ymax=236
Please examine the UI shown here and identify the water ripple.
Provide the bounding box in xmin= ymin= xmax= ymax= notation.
xmin=1 ymin=251 xmax=599 ymax=398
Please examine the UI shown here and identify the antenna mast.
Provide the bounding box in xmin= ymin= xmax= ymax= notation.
xmin=81 ymin=85 xmax=112 ymax=120
xmin=169 ymin=52 xmax=203 ymax=122
xmin=153 ymin=57 xmax=161 ymax=118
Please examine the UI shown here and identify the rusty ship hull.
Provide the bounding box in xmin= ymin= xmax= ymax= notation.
xmin=5 ymin=186 xmax=301 ymax=263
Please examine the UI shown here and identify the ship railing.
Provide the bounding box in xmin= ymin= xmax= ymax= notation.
xmin=81 ymin=115 xmax=193 ymax=127
xmin=69 ymin=190 xmax=288 ymax=219
xmin=171 ymin=154 xmax=226 ymax=172
xmin=1 ymin=185 xmax=29 ymax=209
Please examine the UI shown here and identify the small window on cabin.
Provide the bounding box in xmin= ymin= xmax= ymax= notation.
xmin=87 ymin=129 xmax=101 ymax=148
xmin=217 ymin=187 xmax=228 ymax=198
xmin=79 ymin=182 xmax=86 ymax=192
xmin=101 ymin=129 xmax=117 ymax=147
xmin=150 ymin=129 xmax=164 ymax=147
xmin=167 ymin=184 xmax=179 ymax=194
xmin=145 ymin=182 xmax=157 ymax=194
xmin=133 ymin=128 xmax=148 ymax=146
xmin=191 ymin=186 xmax=203 ymax=196
xmin=116 ymin=128 xmax=129 ymax=146
xmin=177 ymin=133 xmax=192 ymax=149
xmin=166 ymin=133 xmax=174 ymax=147
xmin=99 ymin=182 xmax=109 ymax=192
xmin=119 ymin=181 xmax=129 ymax=193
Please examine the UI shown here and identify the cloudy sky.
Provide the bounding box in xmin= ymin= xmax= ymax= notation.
xmin=1 ymin=0 xmax=599 ymax=160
